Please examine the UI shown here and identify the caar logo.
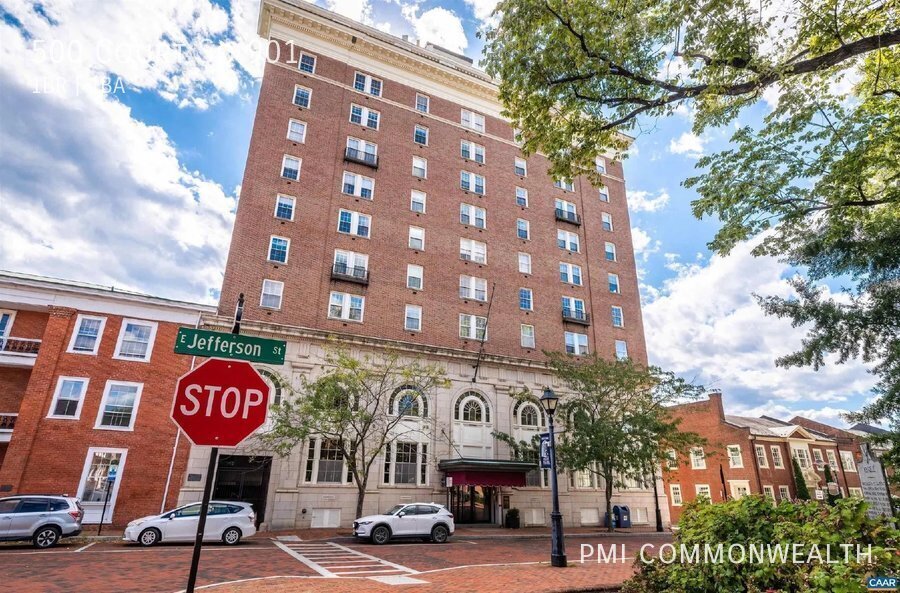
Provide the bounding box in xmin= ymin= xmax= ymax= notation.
xmin=868 ymin=576 xmax=899 ymax=591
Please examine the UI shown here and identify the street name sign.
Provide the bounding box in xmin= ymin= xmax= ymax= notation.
xmin=175 ymin=328 xmax=286 ymax=365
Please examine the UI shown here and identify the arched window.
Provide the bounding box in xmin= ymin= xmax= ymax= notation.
xmin=389 ymin=385 xmax=428 ymax=418
xmin=513 ymin=400 xmax=543 ymax=427
xmin=454 ymin=391 xmax=490 ymax=423
xmin=257 ymin=368 xmax=283 ymax=406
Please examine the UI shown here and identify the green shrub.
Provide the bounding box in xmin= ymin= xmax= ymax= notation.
xmin=621 ymin=496 xmax=900 ymax=593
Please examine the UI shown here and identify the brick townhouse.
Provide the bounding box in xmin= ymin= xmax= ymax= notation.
xmin=663 ymin=392 xmax=863 ymax=523
xmin=0 ymin=271 xmax=213 ymax=526
xmin=175 ymin=0 xmax=667 ymax=530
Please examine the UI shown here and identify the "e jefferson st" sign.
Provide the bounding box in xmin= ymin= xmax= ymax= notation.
xmin=174 ymin=328 xmax=286 ymax=365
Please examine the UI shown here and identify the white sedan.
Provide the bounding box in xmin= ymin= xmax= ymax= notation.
xmin=124 ymin=501 xmax=256 ymax=546
xmin=353 ymin=502 xmax=454 ymax=544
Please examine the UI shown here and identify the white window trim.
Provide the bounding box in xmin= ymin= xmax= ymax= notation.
xmin=515 ymin=187 xmax=528 ymax=207
xmin=281 ymin=154 xmax=301 ymax=179
xmin=518 ymin=253 xmax=532 ymax=274
xmin=564 ymin=331 xmax=589 ymax=356
xmin=342 ymin=171 xmax=375 ymax=200
xmin=260 ymin=279 xmax=284 ymax=310
xmin=404 ymin=305 xmax=422 ymax=332
xmin=779 ymin=485 xmax=791 ymax=500
xmin=609 ymin=273 xmax=621 ymax=294
xmin=520 ymin=324 xmax=535 ymax=348
xmin=611 ymin=305 xmax=624 ymax=327
xmin=410 ymin=190 xmax=427 ymax=213
xmin=409 ymin=226 xmax=425 ymax=250
xmin=763 ymin=485 xmax=775 ymax=499
xmin=287 ymin=118 xmax=307 ymax=143
xmin=670 ymin=484 xmax=683 ymax=506
xmin=840 ymin=451 xmax=857 ymax=472
xmin=460 ymin=170 xmax=486 ymax=195
xmin=459 ymin=314 xmax=487 ymax=340
xmin=274 ymin=194 xmax=296 ymax=221
xmin=383 ymin=441 xmax=429 ymax=486
xmin=297 ymin=51 xmax=316 ymax=73
xmin=755 ymin=444 xmax=769 ymax=468
xmin=412 ymin=156 xmax=428 ymax=179
xmin=519 ymin=288 xmax=533 ymax=311
xmin=515 ymin=157 xmax=527 ymax=176
xmin=557 ymin=230 xmax=580 ymax=253
xmin=415 ymin=93 xmax=430 ymax=113
xmin=695 ymin=484 xmax=711 ymax=498
xmin=460 ymin=203 xmax=487 ymax=229
xmin=605 ymin=242 xmax=617 ymax=261
xmin=354 ymin=71 xmax=382 ymax=96
xmin=304 ymin=438 xmax=353 ymax=485
xmin=771 ymin=445 xmax=785 ymax=468
xmin=560 ymin=262 xmax=583 ymax=286
xmin=602 ymin=212 xmax=614 ymax=231
xmin=94 ymin=380 xmax=144 ymax=431
xmin=337 ymin=209 xmax=371 ymax=238
xmin=414 ymin=125 xmax=429 ymax=146
xmin=459 ymin=238 xmax=487 ymax=264
xmin=691 ymin=447 xmax=706 ymax=469
xmin=328 ymin=292 xmax=365 ymax=323
xmin=615 ymin=340 xmax=629 ymax=360
xmin=349 ymin=103 xmax=380 ymax=129
xmin=461 ymin=109 xmax=485 ymax=132
xmin=292 ymin=85 xmax=312 ymax=107
xmin=517 ymin=219 xmax=530 ymax=240
xmin=67 ymin=314 xmax=108 ymax=355
xmin=727 ymin=445 xmax=744 ymax=469
xmin=47 ymin=376 xmax=90 ymax=420
xmin=407 ymin=264 xmax=424 ymax=290
xmin=112 ymin=319 xmax=159 ymax=363
xmin=267 ymin=235 xmax=291 ymax=265
xmin=77 ymin=447 xmax=128 ymax=523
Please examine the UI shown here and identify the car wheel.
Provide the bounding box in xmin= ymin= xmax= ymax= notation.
xmin=370 ymin=525 xmax=391 ymax=545
xmin=222 ymin=527 xmax=242 ymax=546
xmin=33 ymin=526 xmax=61 ymax=549
xmin=138 ymin=528 xmax=161 ymax=547
xmin=431 ymin=525 xmax=449 ymax=544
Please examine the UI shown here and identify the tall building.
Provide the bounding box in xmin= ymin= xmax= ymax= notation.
xmin=179 ymin=0 xmax=659 ymax=529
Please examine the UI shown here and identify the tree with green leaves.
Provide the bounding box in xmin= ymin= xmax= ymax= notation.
xmin=257 ymin=347 xmax=450 ymax=519
xmin=497 ymin=354 xmax=706 ymax=532
xmin=792 ymin=455 xmax=812 ymax=500
xmin=482 ymin=0 xmax=900 ymax=450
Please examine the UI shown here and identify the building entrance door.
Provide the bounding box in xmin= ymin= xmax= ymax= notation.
xmin=213 ymin=455 xmax=271 ymax=527
xmin=450 ymin=485 xmax=495 ymax=523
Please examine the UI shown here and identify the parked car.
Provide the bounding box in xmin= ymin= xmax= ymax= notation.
xmin=0 ymin=495 xmax=84 ymax=548
xmin=123 ymin=501 xmax=256 ymax=546
xmin=353 ymin=502 xmax=454 ymax=545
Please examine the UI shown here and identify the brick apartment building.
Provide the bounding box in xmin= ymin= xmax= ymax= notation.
xmin=663 ymin=392 xmax=863 ymax=523
xmin=177 ymin=0 xmax=663 ymax=530
xmin=0 ymin=271 xmax=213 ymax=526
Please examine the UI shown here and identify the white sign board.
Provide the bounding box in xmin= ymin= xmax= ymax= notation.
xmin=859 ymin=446 xmax=893 ymax=519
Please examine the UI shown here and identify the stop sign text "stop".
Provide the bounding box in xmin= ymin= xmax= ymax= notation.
xmin=179 ymin=385 xmax=264 ymax=419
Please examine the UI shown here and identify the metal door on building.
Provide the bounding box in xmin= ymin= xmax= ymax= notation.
xmin=213 ymin=455 xmax=271 ymax=527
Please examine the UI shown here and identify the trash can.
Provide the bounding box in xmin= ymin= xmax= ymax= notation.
xmin=618 ymin=505 xmax=632 ymax=528
xmin=607 ymin=505 xmax=621 ymax=528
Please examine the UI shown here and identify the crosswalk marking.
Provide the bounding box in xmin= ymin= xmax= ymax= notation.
xmin=273 ymin=541 xmax=419 ymax=581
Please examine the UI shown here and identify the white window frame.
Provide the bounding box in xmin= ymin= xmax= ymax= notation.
xmin=611 ymin=306 xmax=624 ymax=328
xmin=94 ymin=380 xmax=143 ymax=431
xmin=670 ymin=484 xmax=683 ymax=506
xmin=328 ymin=291 xmax=365 ymax=322
xmin=460 ymin=171 xmax=486 ymax=195
xmin=605 ymin=242 xmax=617 ymax=261
xmin=518 ymin=252 xmax=532 ymax=274
xmin=460 ymin=140 xmax=486 ymax=163
xmin=337 ymin=209 xmax=371 ymax=238
xmin=763 ymin=485 xmax=776 ymax=500
xmin=353 ymin=71 xmax=382 ymax=96
xmin=281 ymin=155 xmax=301 ymax=180
xmin=349 ymin=103 xmax=380 ymax=130
xmin=792 ymin=447 xmax=811 ymax=469
xmin=459 ymin=313 xmax=488 ymax=340
xmin=691 ymin=447 xmax=706 ymax=469
xmin=695 ymin=484 xmax=711 ymax=499
xmin=557 ymin=229 xmax=580 ymax=252
xmin=812 ymin=448 xmax=825 ymax=467
xmin=520 ymin=324 xmax=535 ymax=348
xmin=755 ymin=445 xmax=769 ymax=468
xmin=826 ymin=449 xmax=838 ymax=468
xmin=460 ymin=203 xmax=486 ymax=228
xmin=414 ymin=125 xmax=429 ymax=146
xmin=515 ymin=187 xmax=528 ymax=207
xmin=519 ymin=288 xmax=533 ymax=311
xmin=848 ymin=487 xmax=862 ymax=497
xmin=77 ymin=447 xmax=128 ymax=523
xmin=415 ymin=93 xmax=430 ymax=113
xmin=342 ymin=171 xmax=375 ymax=200
xmin=112 ymin=319 xmax=159 ymax=363
xmin=304 ymin=438 xmax=352 ymax=485
xmin=564 ymin=331 xmax=588 ymax=356
xmin=554 ymin=179 xmax=575 ymax=192
xmin=595 ymin=156 xmax=607 ymax=174
xmin=459 ymin=275 xmax=488 ymax=302
xmin=666 ymin=449 xmax=678 ymax=469
xmin=461 ymin=109 xmax=485 ymax=132
xmin=275 ymin=194 xmax=295 ymax=221
xmin=459 ymin=238 xmax=487 ymax=263
xmin=47 ymin=376 xmax=89 ymax=420
xmin=383 ymin=441 xmax=429 ymax=486
xmin=412 ymin=156 xmax=427 ymax=179
xmin=601 ymin=212 xmax=614 ymax=231
xmin=287 ymin=118 xmax=307 ymax=143
xmin=514 ymin=157 xmax=527 ymax=176
xmin=559 ymin=262 xmax=583 ymax=286
xmin=608 ymin=273 xmax=621 ymax=294
xmin=779 ymin=485 xmax=791 ymax=501
xmin=333 ymin=250 xmax=369 ymax=277
xmin=297 ymin=51 xmax=316 ymax=73
xmin=410 ymin=190 xmax=426 ymax=213
xmin=840 ymin=450 xmax=856 ymax=472
xmin=615 ymin=340 xmax=628 ymax=360
xmin=260 ymin=279 xmax=284 ymax=310
xmin=727 ymin=445 xmax=744 ymax=468
xmin=67 ymin=314 xmax=107 ymax=355
xmin=599 ymin=186 xmax=610 ymax=202
xmin=292 ymin=85 xmax=311 ymax=108
xmin=404 ymin=305 xmax=422 ymax=332
xmin=771 ymin=446 xmax=784 ymax=468
xmin=409 ymin=226 xmax=425 ymax=250
xmin=516 ymin=219 xmax=530 ymax=240
xmin=407 ymin=264 xmax=423 ymax=290
xmin=267 ymin=235 xmax=290 ymax=264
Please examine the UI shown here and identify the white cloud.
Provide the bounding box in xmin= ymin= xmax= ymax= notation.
xmin=668 ymin=132 xmax=708 ymax=158
xmin=631 ymin=227 xmax=657 ymax=259
xmin=627 ymin=189 xmax=670 ymax=212
xmin=403 ymin=7 xmax=468 ymax=54
xmin=323 ymin=0 xmax=373 ymax=24
xmin=728 ymin=401 xmax=853 ymax=429
xmin=644 ymin=239 xmax=875 ymax=407
xmin=464 ymin=0 xmax=499 ymax=21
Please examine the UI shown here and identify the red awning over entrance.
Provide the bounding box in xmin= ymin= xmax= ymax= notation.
xmin=446 ymin=470 xmax=526 ymax=487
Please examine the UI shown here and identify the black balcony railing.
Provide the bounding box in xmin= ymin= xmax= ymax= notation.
xmin=555 ymin=209 xmax=581 ymax=225
xmin=0 ymin=337 xmax=41 ymax=356
xmin=344 ymin=147 xmax=379 ymax=169
xmin=0 ymin=414 xmax=16 ymax=432
xmin=562 ymin=307 xmax=590 ymax=326
xmin=331 ymin=263 xmax=370 ymax=285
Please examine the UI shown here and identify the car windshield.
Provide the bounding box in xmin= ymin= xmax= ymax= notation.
xmin=384 ymin=505 xmax=406 ymax=516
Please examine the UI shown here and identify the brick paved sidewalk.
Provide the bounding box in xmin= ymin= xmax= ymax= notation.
xmin=258 ymin=524 xmax=668 ymax=542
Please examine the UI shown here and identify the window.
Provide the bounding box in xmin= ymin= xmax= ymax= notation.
xmin=518 ymin=253 xmax=532 ymax=274
xmin=840 ymin=451 xmax=856 ymax=472
xmin=459 ymin=238 xmax=487 ymax=263
xmin=611 ymin=306 xmax=624 ymax=327
xmin=267 ymin=236 xmax=289 ymax=263
xmin=770 ymin=446 xmax=784 ymax=468
xmin=516 ymin=219 xmax=530 ymax=240
xmin=113 ymin=319 xmax=158 ymax=361
xmin=415 ymin=93 xmax=429 ymax=113
xmin=287 ymin=119 xmax=307 ymax=143
xmin=459 ymin=314 xmax=487 ymax=340
xmin=554 ymin=179 xmax=575 ymax=191
xmin=342 ymin=171 xmax=375 ymax=200
xmin=391 ymin=386 xmax=427 ymax=417
xmin=408 ymin=226 xmax=425 ymax=250
xmin=595 ymin=157 xmax=606 ymax=174
xmin=293 ymin=85 xmax=311 ymax=108
xmin=354 ymin=72 xmax=382 ymax=96
xmin=608 ymin=273 xmax=620 ymax=293
xmin=605 ymin=242 xmax=617 ymax=261
xmin=460 ymin=140 xmax=486 ymax=163
xmin=328 ymin=292 xmax=364 ymax=322
xmin=298 ymin=52 xmax=316 ymax=73
xmin=848 ymin=487 xmax=862 ymax=497
xmin=615 ymin=340 xmax=629 ymax=360
xmin=349 ymin=104 xmax=380 ymax=129
xmin=281 ymin=155 xmax=301 ymax=180
xmin=564 ymin=331 xmax=588 ymax=355
xmin=519 ymin=288 xmax=533 ymax=311
xmin=601 ymin=212 xmax=613 ymax=231
xmin=68 ymin=315 xmax=106 ymax=354
xmin=345 ymin=137 xmax=378 ymax=167
xmin=460 ymin=203 xmax=486 ymax=228
xmin=414 ymin=125 xmax=428 ymax=145
xmin=410 ymin=190 xmax=426 ymax=213
xmin=459 ymin=275 xmax=488 ymax=301
xmin=793 ymin=448 xmax=811 ymax=469
xmin=691 ymin=447 xmax=706 ymax=469
xmin=78 ymin=449 xmax=126 ymax=518
xmin=515 ymin=187 xmax=528 ymax=207
xmin=695 ymin=484 xmax=711 ymax=500
xmin=460 ymin=171 xmax=485 ymax=195
xmin=333 ymin=250 xmax=368 ymax=279
xmin=95 ymin=381 xmax=143 ymax=430
xmin=461 ymin=109 xmax=485 ymax=132
xmin=826 ymin=449 xmax=838 ymax=468
xmin=763 ymin=485 xmax=775 ymax=500
xmin=337 ymin=209 xmax=370 ymax=238
xmin=520 ymin=324 xmax=535 ymax=348
xmin=455 ymin=392 xmax=490 ymax=423
xmin=48 ymin=377 xmax=88 ymax=419
xmin=562 ymin=296 xmax=585 ymax=320
xmin=275 ymin=195 xmax=295 ymax=220
xmin=260 ymin=280 xmax=283 ymax=309
xmin=305 ymin=438 xmax=349 ymax=484
xmin=384 ymin=442 xmax=428 ymax=485
xmin=405 ymin=305 xmax=422 ymax=331
xmin=670 ymin=484 xmax=683 ymax=506
xmin=514 ymin=157 xmax=527 ymax=176
xmin=756 ymin=445 xmax=768 ymax=468
xmin=407 ymin=264 xmax=423 ymax=290
xmin=727 ymin=445 xmax=743 ymax=468
xmin=559 ymin=262 xmax=582 ymax=285
xmin=666 ymin=449 xmax=678 ymax=469
xmin=599 ymin=187 xmax=610 ymax=202
xmin=557 ymin=230 xmax=580 ymax=252
xmin=812 ymin=448 xmax=825 ymax=467
xmin=555 ymin=198 xmax=577 ymax=221
xmin=412 ymin=156 xmax=427 ymax=178
xmin=779 ymin=485 xmax=791 ymax=501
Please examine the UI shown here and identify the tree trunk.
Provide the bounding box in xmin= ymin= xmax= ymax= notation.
xmin=356 ymin=476 xmax=368 ymax=519
xmin=605 ymin=474 xmax=614 ymax=533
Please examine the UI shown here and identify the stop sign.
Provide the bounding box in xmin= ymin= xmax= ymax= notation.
xmin=171 ymin=358 xmax=271 ymax=447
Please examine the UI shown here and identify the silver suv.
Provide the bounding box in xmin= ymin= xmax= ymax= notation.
xmin=0 ymin=496 xmax=84 ymax=548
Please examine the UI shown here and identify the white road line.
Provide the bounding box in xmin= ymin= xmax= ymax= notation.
xmin=328 ymin=542 xmax=419 ymax=574
xmin=272 ymin=541 xmax=338 ymax=577
xmin=74 ymin=543 xmax=96 ymax=552
xmin=273 ymin=541 xmax=419 ymax=579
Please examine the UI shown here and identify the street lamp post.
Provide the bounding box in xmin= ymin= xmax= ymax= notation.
xmin=541 ymin=387 xmax=567 ymax=568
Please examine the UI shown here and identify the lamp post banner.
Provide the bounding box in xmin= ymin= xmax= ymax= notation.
xmin=540 ymin=433 xmax=552 ymax=469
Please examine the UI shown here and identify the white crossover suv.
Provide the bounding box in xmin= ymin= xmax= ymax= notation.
xmin=124 ymin=501 xmax=256 ymax=546
xmin=353 ymin=502 xmax=454 ymax=545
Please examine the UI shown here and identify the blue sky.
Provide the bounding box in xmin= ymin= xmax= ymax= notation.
xmin=0 ymin=0 xmax=876 ymax=427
